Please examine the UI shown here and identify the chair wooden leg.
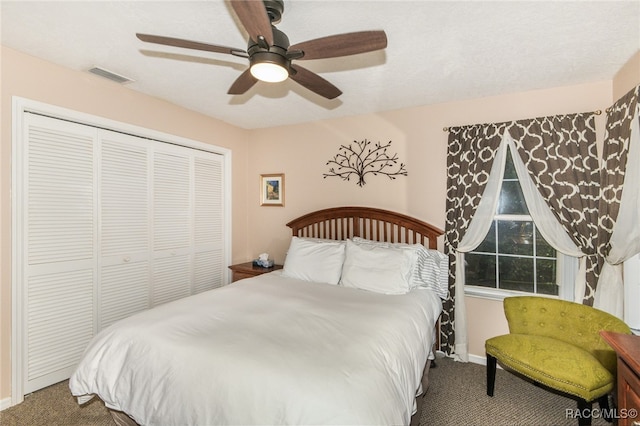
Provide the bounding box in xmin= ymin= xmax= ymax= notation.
xmin=486 ymin=354 xmax=497 ymax=397
xmin=577 ymin=399 xmax=592 ymax=426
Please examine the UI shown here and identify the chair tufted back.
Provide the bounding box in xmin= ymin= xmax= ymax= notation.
xmin=503 ymin=296 xmax=631 ymax=374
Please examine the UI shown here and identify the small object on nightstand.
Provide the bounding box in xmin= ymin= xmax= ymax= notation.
xmin=229 ymin=261 xmax=283 ymax=282
xmin=253 ymin=252 xmax=274 ymax=268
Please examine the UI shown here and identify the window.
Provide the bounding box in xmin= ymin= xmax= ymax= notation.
xmin=465 ymin=148 xmax=560 ymax=297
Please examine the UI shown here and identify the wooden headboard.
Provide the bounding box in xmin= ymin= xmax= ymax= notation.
xmin=286 ymin=206 xmax=443 ymax=249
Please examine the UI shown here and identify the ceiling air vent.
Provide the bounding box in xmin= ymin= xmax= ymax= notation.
xmin=87 ymin=66 xmax=134 ymax=84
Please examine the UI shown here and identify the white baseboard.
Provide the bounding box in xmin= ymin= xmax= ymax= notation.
xmin=437 ymin=352 xmax=490 ymax=366
xmin=0 ymin=396 xmax=12 ymax=411
xmin=467 ymin=353 xmax=503 ymax=370
xmin=468 ymin=353 xmax=487 ymax=365
xmin=436 ymin=350 xmax=508 ymax=371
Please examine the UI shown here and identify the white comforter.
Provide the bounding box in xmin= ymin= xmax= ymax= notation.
xmin=70 ymin=271 xmax=442 ymax=426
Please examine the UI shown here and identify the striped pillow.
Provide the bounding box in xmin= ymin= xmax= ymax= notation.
xmin=351 ymin=237 xmax=448 ymax=299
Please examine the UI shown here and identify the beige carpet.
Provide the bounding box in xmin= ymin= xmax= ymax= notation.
xmin=0 ymin=381 xmax=112 ymax=426
xmin=422 ymin=357 xmax=611 ymax=426
xmin=1 ymin=356 xmax=612 ymax=425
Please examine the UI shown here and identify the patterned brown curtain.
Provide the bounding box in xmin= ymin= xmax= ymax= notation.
xmin=599 ymin=87 xmax=638 ymax=264
xmin=442 ymin=123 xmax=507 ymax=355
xmin=507 ymin=113 xmax=600 ymax=304
xmin=594 ymin=85 xmax=640 ymax=314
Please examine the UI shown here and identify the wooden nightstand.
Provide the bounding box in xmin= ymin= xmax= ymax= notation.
xmin=229 ymin=261 xmax=283 ymax=282
xmin=601 ymin=331 xmax=640 ymax=426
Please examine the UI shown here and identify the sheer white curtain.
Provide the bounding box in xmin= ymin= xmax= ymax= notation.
xmin=505 ymin=136 xmax=585 ymax=301
xmin=452 ymin=134 xmax=509 ymax=362
xmin=506 ymin=115 xmax=601 ymax=303
xmin=444 ymin=122 xmax=508 ymax=360
xmin=595 ymin=104 xmax=640 ymax=317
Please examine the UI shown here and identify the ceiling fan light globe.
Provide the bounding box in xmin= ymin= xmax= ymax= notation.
xmin=250 ymin=62 xmax=288 ymax=82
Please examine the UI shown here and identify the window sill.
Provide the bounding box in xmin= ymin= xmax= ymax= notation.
xmin=464 ymin=285 xmax=560 ymax=301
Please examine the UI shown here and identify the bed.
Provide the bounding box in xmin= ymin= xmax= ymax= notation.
xmin=69 ymin=206 xmax=446 ymax=426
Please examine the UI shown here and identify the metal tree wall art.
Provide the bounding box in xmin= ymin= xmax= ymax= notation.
xmin=323 ymin=139 xmax=407 ymax=187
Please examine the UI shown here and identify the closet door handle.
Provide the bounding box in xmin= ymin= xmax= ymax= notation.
xmin=123 ymin=256 xmax=131 ymax=263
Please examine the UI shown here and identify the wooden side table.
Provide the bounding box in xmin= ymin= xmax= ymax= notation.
xmin=229 ymin=261 xmax=283 ymax=282
xmin=600 ymin=331 xmax=640 ymax=426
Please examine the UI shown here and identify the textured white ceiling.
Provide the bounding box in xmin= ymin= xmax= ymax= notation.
xmin=2 ymin=1 xmax=639 ymax=129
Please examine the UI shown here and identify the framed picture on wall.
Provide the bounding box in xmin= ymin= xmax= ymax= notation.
xmin=260 ymin=173 xmax=285 ymax=206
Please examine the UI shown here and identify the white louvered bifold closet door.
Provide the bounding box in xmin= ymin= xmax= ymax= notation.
xmin=99 ymin=131 xmax=150 ymax=329
xmin=151 ymin=144 xmax=226 ymax=305
xmin=22 ymin=114 xmax=97 ymax=394
xmin=152 ymin=147 xmax=192 ymax=306
xmin=19 ymin=113 xmax=227 ymax=396
xmin=193 ymin=151 xmax=225 ymax=293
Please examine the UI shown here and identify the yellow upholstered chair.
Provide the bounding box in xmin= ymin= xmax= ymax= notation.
xmin=485 ymin=296 xmax=631 ymax=426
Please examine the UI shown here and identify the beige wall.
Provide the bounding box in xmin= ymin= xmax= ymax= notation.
xmin=245 ymin=80 xmax=614 ymax=360
xmin=613 ymin=50 xmax=640 ymax=100
xmin=0 ymin=46 xmax=251 ymax=400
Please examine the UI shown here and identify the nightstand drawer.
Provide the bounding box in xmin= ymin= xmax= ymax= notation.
xmin=232 ymin=270 xmax=260 ymax=282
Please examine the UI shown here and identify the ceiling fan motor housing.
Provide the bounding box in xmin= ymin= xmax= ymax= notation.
xmin=248 ymin=26 xmax=291 ymax=74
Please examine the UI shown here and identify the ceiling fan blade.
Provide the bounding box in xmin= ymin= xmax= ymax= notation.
xmin=136 ymin=33 xmax=247 ymax=57
xmin=228 ymin=69 xmax=258 ymax=95
xmin=230 ymin=0 xmax=274 ymax=47
xmin=289 ymin=30 xmax=387 ymax=60
xmin=289 ymin=65 xmax=342 ymax=100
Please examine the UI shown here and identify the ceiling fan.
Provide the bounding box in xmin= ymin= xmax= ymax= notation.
xmin=136 ymin=0 xmax=387 ymax=100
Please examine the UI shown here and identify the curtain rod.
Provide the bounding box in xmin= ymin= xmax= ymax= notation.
xmin=442 ymin=109 xmax=608 ymax=132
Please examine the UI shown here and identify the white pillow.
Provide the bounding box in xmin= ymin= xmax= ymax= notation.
xmin=351 ymin=237 xmax=449 ymax=298
xmin=340 ymin=239 xmax=417 ymax=294
xmin=282 ymin=237 xmax=346 ymax=285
